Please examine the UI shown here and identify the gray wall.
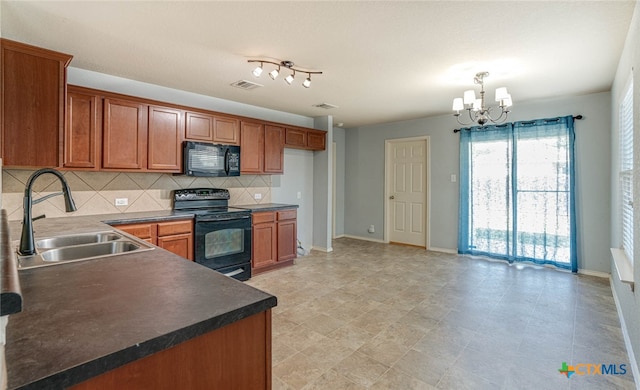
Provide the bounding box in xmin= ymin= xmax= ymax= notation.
xmin=610 ymin=0 xmax=640 ymax=379
xmin=271 ymin=149 xmax=314 ymax=251
xmin=312 ymin=117 xmax=333 ymax=251
xmin=344 ymin=92 xmax=613 ymax=273
xmin=333 ymin=127 xmax=346 ymax=237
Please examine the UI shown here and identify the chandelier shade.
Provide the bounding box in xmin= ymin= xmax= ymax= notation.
xmin=452 ymin=72 xmax=512 ymax=126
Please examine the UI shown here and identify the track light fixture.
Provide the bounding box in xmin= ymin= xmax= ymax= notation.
xmin=249 ymin=59 xmax=322 ymax=88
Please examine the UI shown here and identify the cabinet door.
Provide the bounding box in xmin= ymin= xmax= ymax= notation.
xmin=277 ymin=219 xmax=297 ymax=262
xmin=1 ymin=39 xmax=72 ymax=167
xmin=185 ymin=111 xmax=213 ymax=142
xmin=284 ymin=128 xmax=307 ymax=149
xmin=307 ymin=130 xmax=326 ymax=151
xmin=158 ymin=233 xmax=194 ymax=261
xmin=240 ymin=121 xmax=264 ymax=173
xmin=213 ymin=116 xmax=240 ymax=145
xmin=103 ymin=98 xmax=148 ymax=169
xmin=157 ymin=220 xmax=193 ymax=236
xmin=252 ymin=221 xmax=277 ymax=269
xmin=264 ymin=125 xmax=284 ymax=174
xmin=115 ymin=222 xmax=157 ymax=244
xmin=148 ymin=105 xmax=183 ymax=172
xmin=64 ymin=87 xmax=101 ymax=169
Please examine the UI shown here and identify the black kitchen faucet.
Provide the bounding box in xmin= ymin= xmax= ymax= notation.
xmin=18 ymin=168 xmax=77 ymax=256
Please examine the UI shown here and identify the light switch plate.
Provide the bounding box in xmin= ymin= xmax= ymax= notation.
xmin=115 ymin=198 xmax=128 ymax=206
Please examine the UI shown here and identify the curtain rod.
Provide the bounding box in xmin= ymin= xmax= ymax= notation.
xmin=453 ymin=115 xmax=583 ymax=133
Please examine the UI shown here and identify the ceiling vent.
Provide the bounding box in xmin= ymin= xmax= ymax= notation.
xmin=313 ymin=103 xmax=339 ymax=110
xmin=231 ymin=80 xmax=263 ymax=90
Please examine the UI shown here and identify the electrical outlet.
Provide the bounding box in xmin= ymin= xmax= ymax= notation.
xmin=368 ymin=225 xmax=375 ymax=233
xmin=297 ymin=192 xmax=302 ymax=199
xmin=115 ymin=198 xmax=128 ymax=206
xmin=254 ymin=193 xmax=262 ymax=200
xmin=451 ymin=174 xmax=457 ymax=182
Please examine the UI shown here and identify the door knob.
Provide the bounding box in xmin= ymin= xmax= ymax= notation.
xmin=389 ymin=195 xmax=395 ymax=200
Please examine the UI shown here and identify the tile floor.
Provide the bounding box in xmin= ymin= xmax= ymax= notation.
xmin=246 ymin=238 xmax=636 ymax=390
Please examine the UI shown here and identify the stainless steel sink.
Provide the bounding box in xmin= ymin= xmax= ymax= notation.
xmin=40 ymin=241 xmax=142 ymax=262
xmin=17 ymin=230 xmax=154 ymax=269
xmin=36 ymin=232 xmax=122 ymax=249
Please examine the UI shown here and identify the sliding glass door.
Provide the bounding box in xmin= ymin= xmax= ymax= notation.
xmin=458 ymin=116 xmax=577 ymax=272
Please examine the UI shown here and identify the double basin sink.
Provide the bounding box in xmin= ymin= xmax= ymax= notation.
xmin=17 ymin=230 xmax=155 ymax=269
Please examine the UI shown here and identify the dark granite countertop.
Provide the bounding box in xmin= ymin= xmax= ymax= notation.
xmin=1 ymin=210 xmax=22 ymax=316
xmin=4 ymin=214 xmax=276 ymax=390
xmin=234 ymin=203 xmax=299 ymax=212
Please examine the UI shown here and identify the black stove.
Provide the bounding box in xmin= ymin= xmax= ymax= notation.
xmin=173 ymin=188 xmax=252 ymax=281
xmin=173 ymin=188 xmax=251 ymax=217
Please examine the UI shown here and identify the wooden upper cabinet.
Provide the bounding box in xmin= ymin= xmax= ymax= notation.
xmin=240 ymin=121 xmax=264 ymax=173
xmin=284 ymin=128 xmax=307 ymax=148
xmin=185 ymin=111 xmax=240 ymax=146
xmin=264 ymin=125 xmax=284 ymax=174
xmin=1 ymin=39 xmax=72 ymax=167
xmin=148 ymin=105 xmax=183 ymax=172
xmin=284 ymin=127 xmax=326 ymax=151
xmin=307 ymin=130 xmax=327 ymax=151
xmin=102 ymin=98 xmax=148 ymax=169
xmin=64 ymin=87 xmax=101 ymax=169
xmin=213 ymin=116 xmax=240 ymax=145
xmin=185 ymin=111 xmax=213 ymax=141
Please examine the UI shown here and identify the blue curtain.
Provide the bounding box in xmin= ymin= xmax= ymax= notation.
xmin=458 ymin=116 xmax=577 ymax=272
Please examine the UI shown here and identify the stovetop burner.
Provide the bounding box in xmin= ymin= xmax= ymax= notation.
xmin=173 ymin=188 xmax=251 ymax=220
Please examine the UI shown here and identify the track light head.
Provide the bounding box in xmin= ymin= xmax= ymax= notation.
xmin=269 ymin=66 xmax=280 ymax=80
xmin=303 ymin=74 xmax=311 ymax=88
xmin=285 ymin=70 xmax=295 ymax=85
xmin=252 ymin=62 xmax=263 ymax=77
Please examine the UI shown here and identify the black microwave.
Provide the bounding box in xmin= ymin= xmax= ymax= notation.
xmin=183 ymin=141 xmax=241 ymax=177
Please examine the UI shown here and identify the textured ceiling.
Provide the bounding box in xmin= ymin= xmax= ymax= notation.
xmin=0 ymin=1 xmax=636 ymax=128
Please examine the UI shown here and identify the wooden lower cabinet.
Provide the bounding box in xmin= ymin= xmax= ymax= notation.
xmin=252 ymin=209 xmax=296 ymax=274
xmin=114 ymin=219 xmax=193 ymax=261
xmin=70 ymin=309 xmax=272 ymax=390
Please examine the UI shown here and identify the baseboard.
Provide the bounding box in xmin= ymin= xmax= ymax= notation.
xmin=340 ymin=234 xmax=386 ymax=244
xmin=609 ymin=277 xmax=640 ymax=388
xmin=428 ymin=247 xmax=457 ymax=254
xmin=310 ymin=246 xmax=333 ymax=253
xmin=333 ymin=234 xmax=345 ymax=239
xmin=578 ymin=269 xmax=611 ymax=278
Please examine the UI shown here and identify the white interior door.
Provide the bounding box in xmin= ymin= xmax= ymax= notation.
xmin=389 ymin=140 xmax=427 ymax=247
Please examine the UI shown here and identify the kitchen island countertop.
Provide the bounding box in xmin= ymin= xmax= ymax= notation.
xmin=4 ymin=214 xmax=276 ymax=389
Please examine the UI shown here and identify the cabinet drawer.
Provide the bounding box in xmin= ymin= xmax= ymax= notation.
xmin=252 ymin=212 xmax=275 ymax=224
xmin=277 ymin=209 xmax=297 ymax=221
xmin=117 ymin=223 xmax=155 ymax=240
xmin=157 ymin=220 xmax=193 ymax=236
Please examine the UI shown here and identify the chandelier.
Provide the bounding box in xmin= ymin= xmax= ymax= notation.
xmin=248 ymin=60 xmax=322 ymax=88
xmin=452 ymin=72 xmax=513 ymax=126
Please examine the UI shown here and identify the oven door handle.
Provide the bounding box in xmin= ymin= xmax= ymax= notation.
xmin=197 ymin=215 xmax=251 ymax=222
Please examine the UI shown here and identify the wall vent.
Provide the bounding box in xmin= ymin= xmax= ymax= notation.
xmin=313 ymin=103 xmax=339 ymax=110
xmin=231 ymin=80 xmax=263 ymax=90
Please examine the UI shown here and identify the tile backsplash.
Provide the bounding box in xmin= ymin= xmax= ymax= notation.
xmin=1 ymin=169 xmax=272 ymax=221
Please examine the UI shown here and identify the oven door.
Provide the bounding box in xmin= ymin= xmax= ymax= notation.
xmin=194 ymin=214 xmax=252 ymax=271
